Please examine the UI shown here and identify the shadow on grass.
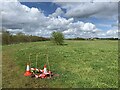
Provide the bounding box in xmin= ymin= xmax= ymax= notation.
xmin=61 ymin=43 xmax=68 ymax=46
xmin=49 ymin=42 xmax=68 ymax=46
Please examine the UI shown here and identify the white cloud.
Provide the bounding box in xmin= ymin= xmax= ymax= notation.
xmin=81 ymin=23 xmax=96 ymax=31
xmin=49 ymin=7 xmax=64 ymax=17
xmin=62 ymin=21 xmax=102 ymax=38
xmin=1 ymin=0 xmax=118 ymax=38
xmin=94 ymin=29 xmax=118 ymax=38
xmin=46 ymin=16 xmax=74 ymax=31
xmin=106 ymin=29 xmax=118 ymax=37
xmin=56 ymin=2 xmax=118 ymax=20
xmin=1 ymin=1 xmax=47 ymax=32
xmin=52 ymin=0 xmax=119 ymax=2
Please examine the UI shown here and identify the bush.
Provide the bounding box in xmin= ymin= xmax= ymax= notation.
xmin=51 ymin=31 xmax=64 ymax=45
xmin=2 ymin=29 xmax=50 ymax=45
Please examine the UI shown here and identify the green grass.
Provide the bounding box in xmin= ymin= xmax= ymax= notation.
xmin=2 ymin=40 xmax=118 ymax=88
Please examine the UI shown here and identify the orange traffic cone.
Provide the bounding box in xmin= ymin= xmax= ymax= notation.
xmin=43 ymin=64 xmax=47 ymax=74
xmin=24 ymin=63 xmax=32 ymax=76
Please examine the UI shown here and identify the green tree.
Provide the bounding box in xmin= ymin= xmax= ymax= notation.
xmin=51 ymin=31 xmax=64 ymax=45
xmin=2 ymin=30 xmax=11 ymax=45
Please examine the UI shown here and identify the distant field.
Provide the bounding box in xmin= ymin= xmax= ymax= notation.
xmin=2 ymin=40 xmax=118 ymax=88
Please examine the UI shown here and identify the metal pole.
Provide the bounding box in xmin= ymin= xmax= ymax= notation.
xmin=36 ymin=54 xmax=38 ymax=68
xmin=29 ymin=53 xmax=31 ymax=67
xmin=46 ymin=50 xmax=51 ymax=78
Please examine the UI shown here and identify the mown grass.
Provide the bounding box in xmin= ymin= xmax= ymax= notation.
xmin=2 ymin=40 xmax=118 ymax=88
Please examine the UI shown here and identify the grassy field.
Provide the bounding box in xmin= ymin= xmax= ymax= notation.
xmin=2 ymin=40 xmax=118 ymax=88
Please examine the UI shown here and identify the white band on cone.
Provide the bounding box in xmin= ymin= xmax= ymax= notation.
xmin=26 ymin=65 xmax=30 ymax=71
xmin=44 ymin=68 xmax=47 ymax=74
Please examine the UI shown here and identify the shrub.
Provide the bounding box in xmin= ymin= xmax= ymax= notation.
xmin=51 ymin=31 xmax=64 ymax=45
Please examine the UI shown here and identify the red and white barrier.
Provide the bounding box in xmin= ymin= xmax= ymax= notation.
xmin=24 ymin=64 xmax=52 ymax=78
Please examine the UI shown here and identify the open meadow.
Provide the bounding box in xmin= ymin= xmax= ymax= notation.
xmin=2 ymin=40 xmax=118 ymax=88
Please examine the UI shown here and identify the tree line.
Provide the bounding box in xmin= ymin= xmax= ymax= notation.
xmin=1 ymin=29 xmax=118 ymax=45
xmin=67 ymin=37 xmax=118 ymax=40
xmin=2 ymin=30 xmax=50 ymax=45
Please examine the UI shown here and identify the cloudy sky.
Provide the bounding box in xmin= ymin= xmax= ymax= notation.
xmin=1 ymin=0 xmax=119 ymax=38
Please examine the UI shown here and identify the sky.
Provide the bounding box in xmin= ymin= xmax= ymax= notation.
xmin=1 ymin=0 xmax=119 ymax=38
